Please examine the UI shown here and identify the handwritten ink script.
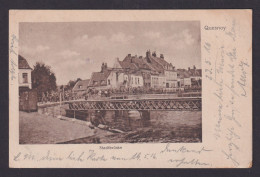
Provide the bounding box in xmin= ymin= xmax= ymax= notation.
xmin=204 ymin=19 xmax=250 ymax=167
xmin=9 ymin=34 xmax=18 ymax=82
xmin=13 ymin=144 xmax=212 ymax=167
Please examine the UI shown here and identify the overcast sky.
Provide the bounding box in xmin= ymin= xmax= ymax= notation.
xmin=19 ymin=21 xmax=201 ymax=85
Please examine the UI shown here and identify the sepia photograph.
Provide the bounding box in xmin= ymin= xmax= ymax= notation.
xmin=9 ymin=10 xmax=252 ymax=168
xmin=18 ymin=21 xmax=202 ymax=144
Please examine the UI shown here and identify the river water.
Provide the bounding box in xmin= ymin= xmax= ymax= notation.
xmin=38 ymin=99 xmax=202 ymax=143
xmin=63 ymin=110 xmax=202 ymax=144
xmin=103 ymin=110 xmax=202 ymax=143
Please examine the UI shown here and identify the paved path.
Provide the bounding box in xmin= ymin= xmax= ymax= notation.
xmin=19 ymin=111 xmax=111 ymax=144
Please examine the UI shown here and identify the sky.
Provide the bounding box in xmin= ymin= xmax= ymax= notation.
xmin=19 ymin=21 xmax=201 ymax=85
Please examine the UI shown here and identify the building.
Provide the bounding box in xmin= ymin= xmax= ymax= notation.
xmin=165 ymin=70 xmax=178 ymax=88
xmin=151 ymin=74 xmax=166 ymax=88
xmin=187 ymin=66 xmax=202 ymax=86
xmin=177 ymin=66 xmax=202 ymax=87
xmin=106 ymin=70 xmax=126 ymax=88
xmin=129 ymin=73 xmax=144 ymax=87
xmin=94 ymin=51 xmax=200 ymax=89
xmin=177 ymin=69 xmax=190 ymax=87
xmin=113 ymin=50 xmax=177 ymax=88
xmin=148 ymin=51 xmax=177 ymax=88
xmin=88 ymin=63 xmax=112 ymax=90
xmin=18 ymin=55 xmax=32 ymax=91
xmin=72 ymin=79 xmax=90 ymax=92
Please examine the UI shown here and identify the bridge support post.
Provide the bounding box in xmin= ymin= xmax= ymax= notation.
xmin=96 ymin=110 xmax=106 ymax=117
xmin=139 ymin=110 xmax=150 ymax=120
xmin=115 ymin=110 xmax=128 ymax=119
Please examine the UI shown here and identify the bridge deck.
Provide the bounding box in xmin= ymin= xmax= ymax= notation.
xmin=66 ymin=97 xmax=202 ymax=111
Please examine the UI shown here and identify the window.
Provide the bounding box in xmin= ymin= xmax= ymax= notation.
xmin=101 ymin=80 xmax=105 ymax=85
xmin=116 ymin=73 xmax=119 ymax=82
xmin=22 ymin=73 xmax=28 ymax=83
xmin=108 ymin=79 xmax=110 ymax=85
xmin=138 ymin=78 xmax=140 ymax=84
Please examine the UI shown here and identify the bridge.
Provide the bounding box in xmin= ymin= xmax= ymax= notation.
xmin=66 ymin=97 xmax=201 ymax=111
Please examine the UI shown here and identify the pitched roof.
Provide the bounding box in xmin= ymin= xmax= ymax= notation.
xmin=72 ymin=79 xmax=90 ymax=91
xmin=124 ymin=56 xmax=151 ymax=70
xmin=188 ymin=69 xmax=202 ymax=77
xmin=120 ymin=55 xmax=165 ymax=74
xmin=119 ymin=60 xmax=138 ymax=70
xmin=146 ymin=57 xmax=165 ymax=73
xmin=89 ymin=70 xmax=111 ymax=87
xmin=117 ymin=51 xmax=177 ymax=76
xmin=149 ymin=56 xmax=175 ymax=72
xmin=18 ymin=55 xmax=32 ymax=69
xmin=177 ymin=69 xmax=191 ymax=79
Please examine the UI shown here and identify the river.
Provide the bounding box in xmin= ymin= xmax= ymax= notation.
xmin=63 ymin=110 xmax=202 ymax=144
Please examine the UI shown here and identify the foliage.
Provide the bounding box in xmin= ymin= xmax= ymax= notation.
xmin=31 ymin=62 xmax=57 ymax=96
xmin=66 ymin=78 xmax=82 ymax=90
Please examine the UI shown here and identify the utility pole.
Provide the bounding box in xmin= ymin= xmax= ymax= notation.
xmin=62 ymin=85 xmax=65 ymax=101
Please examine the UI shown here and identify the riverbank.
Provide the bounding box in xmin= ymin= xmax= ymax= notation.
xmin=19 ymin=111 xmax=112 ymax=144
xmin=61 ymin=127 xmax=201 ymax=144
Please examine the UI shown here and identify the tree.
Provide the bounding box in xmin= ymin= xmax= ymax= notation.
xmin=67 ymin=78 xmax=82 ymax=90
xmin=32 ymin=62 xmax=57 ymax=97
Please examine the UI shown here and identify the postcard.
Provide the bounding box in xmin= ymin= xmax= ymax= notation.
xmin=9 ymin=10 xmax=252 ymax=168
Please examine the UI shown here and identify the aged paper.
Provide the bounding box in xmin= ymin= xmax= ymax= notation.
xmin=9 ymin=10 xmax=252 ymax=168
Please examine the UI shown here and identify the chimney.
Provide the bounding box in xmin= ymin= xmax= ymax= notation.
xmin=139 ymin=56 xmax=142 ymax=59
xmin=128 ymin=54 xmax=131 ymax=57
xmin=160 ymin=54 xmax=164 ymax=59
xmin=188 ymin=67 xmax=190 ymax=71
xmin=193 ymin=65 xmax=196 ymax=70
xmin=101 ymin=63 xmax=104 ymax=72
xmin=146 ymin=50 xmax=151 ymax=58
xmin=152 ymin=51 xmax=156 ymax=57
xmin=101 ymin=62 xmax=108 ymax=72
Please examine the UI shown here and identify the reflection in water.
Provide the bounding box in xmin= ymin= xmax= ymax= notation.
xmin=103 ymin=110 xmax=202 ymax=142
xmin=62 ymin=110 xmax=202 ymax=143
xmin=104 ymin=110 xmax=151 ymax=132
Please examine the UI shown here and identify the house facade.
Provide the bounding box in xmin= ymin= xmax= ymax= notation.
xmin=151 ymin=75 xmax=166 ymax=88
xmin=18 ymin=55 xmax=32 ymax=90
xmin=176 ymin=67 xmax=202 ymax=87
xmin=130 ymin=73 xmax=144 ymax=87
xmin=89 ymin=51 xmax=201 ymax=90
xmin=165 ymin=70 xmax=178 ymax=88
xmin=72 ymin=79 xmax=90 ymax=92
xmin=112 ymin=50 xmax=178 ymax=88
xmin=106 ymin=70 xmax=126 ymax=88
xmin=188 ymin=66 xmax=202 ymax=86
xmin=88 ymin=63 xmax=111 ymax=90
